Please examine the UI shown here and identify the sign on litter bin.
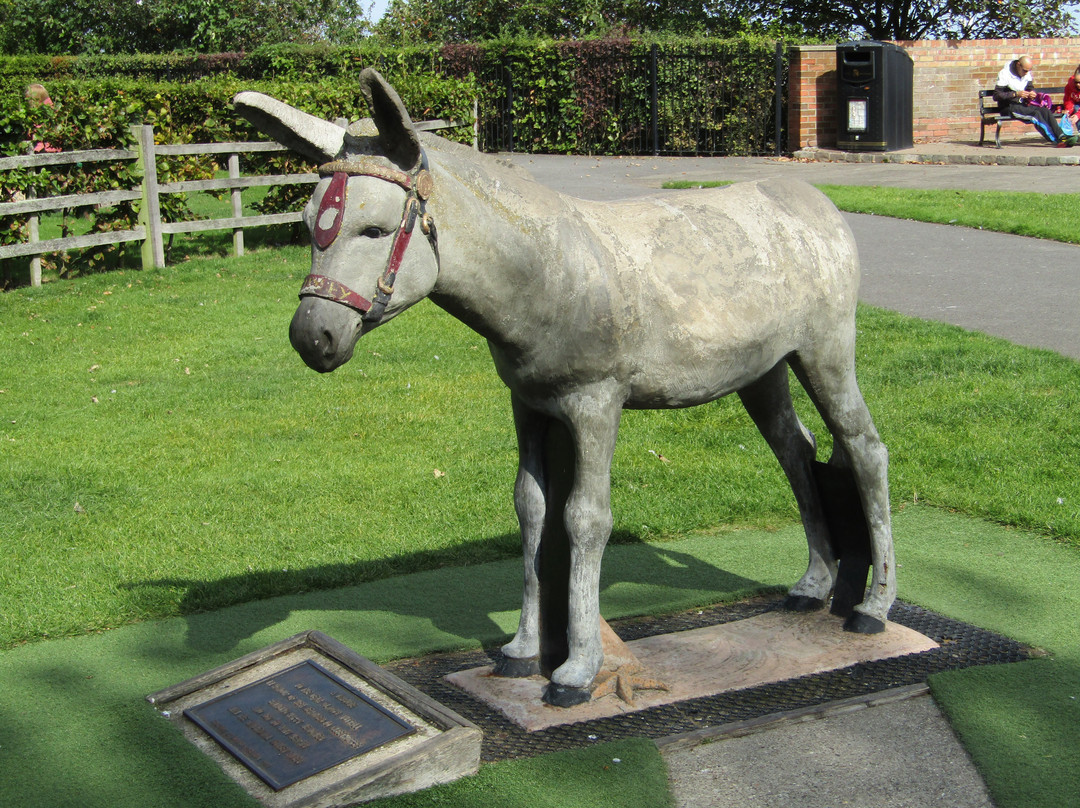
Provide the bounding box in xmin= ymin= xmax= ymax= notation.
xmin=837 ymin=41 xmax=913 ymax=151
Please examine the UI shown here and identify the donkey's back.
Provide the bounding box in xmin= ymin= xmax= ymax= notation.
xmin=494 ymin=176 xmax=860 ymax=410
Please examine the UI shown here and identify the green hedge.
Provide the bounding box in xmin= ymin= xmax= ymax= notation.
xmin=2 ymin=35 xmax=783 ymax=155
xmin=0 ymin=72 xmax=477 ymax=278
xmin=2 ymin=36 xmax=782 ymax=279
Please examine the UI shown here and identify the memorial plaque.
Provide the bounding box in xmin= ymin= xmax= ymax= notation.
xmin=148 ymin=631 xmax=481 ymax=808
xmin=184 ymin=660 xmax=416 ymax=790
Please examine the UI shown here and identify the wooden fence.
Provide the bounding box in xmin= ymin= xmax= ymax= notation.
xmin=0 ymin=125 xmax=320 ymax=287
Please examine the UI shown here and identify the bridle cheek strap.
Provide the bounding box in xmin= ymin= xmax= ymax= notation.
xmin=299 ymin=160 xmax=435 ymax=324
xmin=363 ymin=197 xmax=418 ymax=322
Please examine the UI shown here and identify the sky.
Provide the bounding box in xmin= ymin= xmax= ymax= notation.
xmin=367 ymin=0 xmax=390 ymax=23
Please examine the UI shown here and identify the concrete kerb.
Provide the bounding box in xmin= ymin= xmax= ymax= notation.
xmin=797 ymin=147 xmax=1009 ymax=165
xmin=795 ymin=139 xmax=1080 ymax=166
xmin=653 ymin=683 xmax=931 ymax=753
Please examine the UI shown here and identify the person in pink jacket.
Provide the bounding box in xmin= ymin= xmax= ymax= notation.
xmin=1062 ymin=65 xmax=1080 ymax=129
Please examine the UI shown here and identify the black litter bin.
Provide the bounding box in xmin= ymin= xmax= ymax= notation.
xmin=836 ymin=41 xmax=913 ymax=151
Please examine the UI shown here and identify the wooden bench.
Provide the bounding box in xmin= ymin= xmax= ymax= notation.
xmin=979 ymin=87 xmax=1066 ymax=147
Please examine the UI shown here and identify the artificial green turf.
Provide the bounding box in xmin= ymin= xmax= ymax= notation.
xmin=931 ymin=661 xmax=1080 ymax=808
xmin=371 ymin=739 xmax=673 ymax=808
xmin=0 ymin=507 xmax=1077 ymax=808
xmin=893 ymin=505 xmax=1080 ymax=807
xmin=0 ymin=522 xmax=799 ymax=808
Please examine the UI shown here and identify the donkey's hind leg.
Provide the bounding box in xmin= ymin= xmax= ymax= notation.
xmin=790 ymin=351 xmax=895 ymax=634
xmin=738 ymin=361 xmax=836 ymax=611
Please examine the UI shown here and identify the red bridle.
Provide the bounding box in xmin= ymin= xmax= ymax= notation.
xmin=298 ymin=155 xmax=438 ymax=323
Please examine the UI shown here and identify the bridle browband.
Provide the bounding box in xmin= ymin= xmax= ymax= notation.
xmin=298 ymin=153 xmax=438 ymax=323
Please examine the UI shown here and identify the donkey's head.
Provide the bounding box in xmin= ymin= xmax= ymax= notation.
xmin=234 ymin=69 xmax=441 ymax=372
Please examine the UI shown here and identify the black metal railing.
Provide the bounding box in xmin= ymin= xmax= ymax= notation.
xmin=471 ymin=42 xmax=787 ymax=157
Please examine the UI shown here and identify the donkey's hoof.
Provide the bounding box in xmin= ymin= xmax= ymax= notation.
xmin=783 ymin=594 xmax=826 ymax=612
xmin=492 ymin=654 xmax=541 ymax=678
xmin=543 ymin=682 xmax=592 ymax=708
xmin=843 ymin=612 xmax=886 ymax=634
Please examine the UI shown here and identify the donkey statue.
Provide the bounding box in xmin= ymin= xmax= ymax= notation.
xmin=234 ymin=69 xmax=895 ymax=707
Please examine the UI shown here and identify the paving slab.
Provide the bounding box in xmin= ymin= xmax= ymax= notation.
xmin=661 ymin=691 xmax=994 ymax=808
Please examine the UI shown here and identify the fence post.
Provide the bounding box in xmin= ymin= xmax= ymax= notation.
xmin=473 ymin=97 xmax=480 ymax=150
xmin=27 ymin=187 xmax=41 ymax=287
xmin=228 ymin=152 xmax=244 ymax=257
xmin=22 ymin=142 xmax=42 ymax=287
xmin=133 ymin=124 xmax=165 ymax=269
xmin=651 ymin=44 xmax=660 ymax=156
xmin=775 ymin=41 xmax=785 ymax=157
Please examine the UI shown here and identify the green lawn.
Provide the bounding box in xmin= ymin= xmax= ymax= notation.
xmin=2 ymin=253 xmax=1078 ymax=649
xmin=817 ymin=184 xmax=1080 ymax=243
xmin=663 ymin=180 xmax=1080 ymax=244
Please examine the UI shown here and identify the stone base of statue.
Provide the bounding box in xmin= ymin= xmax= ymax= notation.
xmin=446 ymin=610 xmax=936 ymax=732
xmin=148 ymin=631 xmax=480 ymax=807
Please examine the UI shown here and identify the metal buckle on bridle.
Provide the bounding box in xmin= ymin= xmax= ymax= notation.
xmin=298 ymin=152 xmax=438 ymax=323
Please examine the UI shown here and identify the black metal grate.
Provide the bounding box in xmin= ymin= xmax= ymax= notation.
xmin=383 ymin=599 xmax=1030 ymax=763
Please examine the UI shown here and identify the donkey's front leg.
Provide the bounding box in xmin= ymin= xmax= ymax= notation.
xmin=546 ymin=387 xmax=622 ymax=703
xmin=496 ymin=396 xmax=547 ymax=676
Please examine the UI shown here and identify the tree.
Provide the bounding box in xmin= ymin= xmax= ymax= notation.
xmin=761 ymin=0 xmax=1076 ymax=41
xmin=374 ymin=0 xmax=760 ymax=43
xmin=374 ymin=0 xmax=1075 ymax=42
xmin=0 ymin=0 xmax=372 ymax=55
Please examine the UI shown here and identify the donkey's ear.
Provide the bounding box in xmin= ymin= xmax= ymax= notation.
xmin=359 ymin=68 xmax=422 ymax=170
xmin=233 ymin=92 xmax=346 ymax=164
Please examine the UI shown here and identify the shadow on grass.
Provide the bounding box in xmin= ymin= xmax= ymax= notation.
xmin=0 ymin=658 xmax=258 ymax=808
xmin=125 ymin=532 xmax=766 ymax=657
xmin=164 ymin=222 xmax=305 ymax=262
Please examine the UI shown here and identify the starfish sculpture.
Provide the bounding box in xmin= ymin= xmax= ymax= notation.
xmin=590 ymin=662 xmax=669 ymax=706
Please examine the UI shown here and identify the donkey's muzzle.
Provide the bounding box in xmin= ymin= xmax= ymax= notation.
xmin=289 ymin=298 xmax=358 ymax=373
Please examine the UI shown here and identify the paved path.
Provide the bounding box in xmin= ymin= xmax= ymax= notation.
xmin=662 ymin=691 xmax=993 ymax=808
xmin=503 ymin=150 xmax=1080 ymax=359
xmin=498 ymin=147 xmax=1077 ymax=807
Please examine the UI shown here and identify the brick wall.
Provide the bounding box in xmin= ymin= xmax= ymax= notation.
xmin=789 ymin=38 xmax=1080 ymax=149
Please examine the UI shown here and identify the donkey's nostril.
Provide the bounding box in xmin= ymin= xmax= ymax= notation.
xmin=320 ymin=330 xmax=336 ymax=355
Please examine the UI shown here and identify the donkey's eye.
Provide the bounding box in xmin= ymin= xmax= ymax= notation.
xmin=361 ymin=226 xmax=386 ymax=239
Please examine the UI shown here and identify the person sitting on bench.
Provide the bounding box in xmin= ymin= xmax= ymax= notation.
xmin=994 ymin=55 xmax=1068 ymax=146
xmin=1062 ymin=64 xmax=1080 ymax=130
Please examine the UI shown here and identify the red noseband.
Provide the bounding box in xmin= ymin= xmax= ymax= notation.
xmin=298 ymin=272 xmax=374 ymax=315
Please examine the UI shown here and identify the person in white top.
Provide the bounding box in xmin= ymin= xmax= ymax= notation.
xmin=993 ymin=55 xmax=1068 ymax=146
